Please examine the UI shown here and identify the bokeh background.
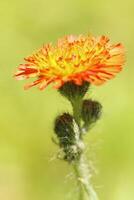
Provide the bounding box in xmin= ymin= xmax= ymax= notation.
xmin=0 ymin=0 xmax=133 ymax=199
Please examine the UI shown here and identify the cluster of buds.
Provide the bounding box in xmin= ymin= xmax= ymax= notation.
xmin=54 ymin=81 xmax=102 ymax=163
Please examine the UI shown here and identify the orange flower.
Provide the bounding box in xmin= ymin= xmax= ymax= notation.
xmin=15 ymin=34 xmax=125 ymax=90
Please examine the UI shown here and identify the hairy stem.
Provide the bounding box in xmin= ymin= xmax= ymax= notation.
xmin=72 ymin=99 xmax=99 ymax=200
xmin=73 ymin=154 xmax=99 ymax=200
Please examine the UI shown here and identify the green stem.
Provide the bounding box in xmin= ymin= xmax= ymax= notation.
xmin=72 ymin=99 xmax=99 ymax=200
xmin=71 ymin=98 xmax=82 ymax=128
xmin=73 ymin=162 xmax=85 ymax=200
xmin=73 ymin=154 xmax=99 ymax=200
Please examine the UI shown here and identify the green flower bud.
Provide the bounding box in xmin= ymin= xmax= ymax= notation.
xmin=58 ymin=81 xmax=90 ymax=102
xmin=81 ymin=99 xmax=102 ymax=126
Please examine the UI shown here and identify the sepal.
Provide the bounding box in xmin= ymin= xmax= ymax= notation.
xmin=59 ymin=81 xmax=90 ymax=102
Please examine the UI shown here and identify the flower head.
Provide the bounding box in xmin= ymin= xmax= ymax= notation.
xmin=15 ymin=34 xmax=125 ymax=90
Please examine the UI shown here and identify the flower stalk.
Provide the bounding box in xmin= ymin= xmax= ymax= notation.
xmin=54 ymin=82 xmax=102 ymax=200
xmin=73 ymin=154 xmax=99 ymax=200
xmin=71 ymin=97 xmax=99 ymax=200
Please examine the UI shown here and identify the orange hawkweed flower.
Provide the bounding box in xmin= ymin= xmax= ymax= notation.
xmin=15 ymin=34 xmax=125 ymax=90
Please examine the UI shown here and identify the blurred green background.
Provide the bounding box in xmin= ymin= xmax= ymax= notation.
xmin=0 ymin=0 xmax=133 ymax=199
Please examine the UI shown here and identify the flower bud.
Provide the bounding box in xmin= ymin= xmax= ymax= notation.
xmin=54 ymin=113 xmax=75 ymax=146
xmin=54 ymin=113 xmax=84 ymax=162
xmin=81 ymin=99 xmax=102 ymax=126
xmin=58 ymin=81 xmax=90 ymax=102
